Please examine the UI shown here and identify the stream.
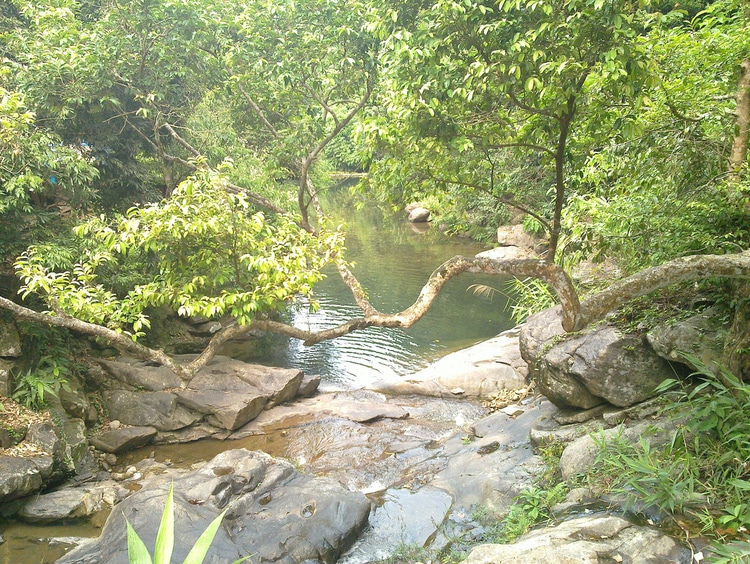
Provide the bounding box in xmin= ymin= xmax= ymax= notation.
xmin=0 ymin=183 xmax=519 ymax=563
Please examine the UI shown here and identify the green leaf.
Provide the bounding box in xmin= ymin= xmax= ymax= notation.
xmin=154 ymin=483 xmax=175 ymax=564
xmin=182 ymin=509 xmax=228 ymax=564
xmin=126 ymin=519 xmax=154 ymax=564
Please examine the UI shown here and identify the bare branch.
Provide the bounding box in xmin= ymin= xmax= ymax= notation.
xmin=236 ymin=82 xmax=281 ymax=139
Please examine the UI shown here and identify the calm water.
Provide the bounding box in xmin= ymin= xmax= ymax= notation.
xmin=246 ymin=182 xmax=516 ymax=388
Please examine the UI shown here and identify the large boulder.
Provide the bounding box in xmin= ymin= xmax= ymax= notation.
xmin=58 ymin=449 xmax=371 ymax=564
xmin=406 ymin=203 xmax=431 ymax=223
xmin=462 ymin=514 xmax=691 ymax=563
xmin=647 ymin=307 xmax=729 ymax=374
xmin=536 ymin=324 xmax=679 ymax=409
xmin=371 ymin=328 xmax=527 ymax=398
xmin=495 ymin=224 xmax=542 ymax=253
xmin=0 ymin=358 xmax=15 ymax=397
xmin=102 ymin=390 xmax=202 ymax=431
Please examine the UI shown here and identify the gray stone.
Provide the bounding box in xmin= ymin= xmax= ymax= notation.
xmin=537 ymin=324 xmax=679 ymax=408
xmin=495 ymin=224 xmax=537 ymax=249
xmin=298 ymin=373 xmax=321 ymax=397
xmin=102 ymin=390 xmax=202 ymax=431
xmin=90 ymin=426 xmax=158 ymax=454
xmin=407 ymin=206 xmax=431 ymax=223
xmin=62 ymin=418 xmax=97 ymax=475
xmin=18 ymin=489 xmax=92 ymax=523
xmin=431 ymin=399 xmax=556 ymax=515
xmin=58 ymin=449 xmax=371 ymax=564
xmin=518 ymin=305 xmax=566 ymax=371
xmin=58 ymin=375 xmax=91 ymax=420
xmin=371 ymin=328 xmax=527 ymax=398
xmin=27 ymin=421 xmax=64 ymax=461
xmin=0 ymin=358 xmax=15 ymax=397
xmin=99 ymin=358 xmax=183 ymax=391
xmin=476 ymin=246 xmax=534 ymax=261
xmin=647 ymin=307 xmax=728 ymax=374
xmin=0 ymin=457 xmax=43 ymax=502
xmin=559 ymin=419 xmax=677 ymax=482
xmin=462 ymin=514 xmax=691 ymax=563
xmin=0 ymin=319 xmax=21 ymax=357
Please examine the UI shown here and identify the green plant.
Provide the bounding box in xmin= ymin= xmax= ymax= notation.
xmin=126 ymin=483 xmax=249 ymax=564
xmin=12 ymin=368 xmax=66 ymax=410
xmin=498 ymin=483 xmax=568 ymax=543
xmin=502 ymin=277 xmax=558 ymax=324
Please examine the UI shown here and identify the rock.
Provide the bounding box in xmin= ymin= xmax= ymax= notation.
xmin=462 ymin=514 xmax=691 ymax=563
xmin=518 ymin=305 xmax=566 ymax=372
xmin=647 ymin=307 xmax=728 ymax=374
xmin=58 ymin=374 xmax=92 ymax=420
xmin=495 ymin=224 xmax=540 ymax=252
xmin=90 ymin=426 xmax=158 ymax=454
xmin=371 ymin=328 xmax=528 ymax=398
xmin=18 ymin=488 xmax=99 ymax=523
xmin=407 ymin=205 xmax=431 ymax=223
xmin=58 ymin=449 xmax=371 ymax=564
xmin=537 ymin=324 xmax=680 ymax=409
xmin=0 ymin=318 xmax=21 ymax=357
xmin=102 ymin=390 xmax=203 ymax=431
xmin=62 ymin=418 xmax=97 ymax=475
xmin=476 ymin=246 xmax=534 ymax=261
xmin=99 ymin=358 xmax=183 ymax=391
xmin=175 ymin=357 xmax=304 ymax=430
xmin=298 ymin=373 xmax=321 ymax=397
xmin=0 ymin=457 xmax=44 ymax=502
xmin=27 ymin=421 xmax=64 ymax=462
xmin=430 ymin=399 xmax=556 ymax=515
xmin=0 ymin=358 xmax=15 ymax=397
xmin=559 ymin=419 xmax=677 ymax=482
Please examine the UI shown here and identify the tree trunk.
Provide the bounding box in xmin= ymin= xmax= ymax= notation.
xmin=728 ymin=59 xmax=750 ymax=177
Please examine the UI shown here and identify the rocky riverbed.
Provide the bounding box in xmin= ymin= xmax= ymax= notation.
xmin=0 ymin=301 xmax=737 ymax=563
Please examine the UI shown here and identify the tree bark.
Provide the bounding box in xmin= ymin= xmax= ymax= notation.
xmin=728 ymin=59 xmax=750 ymax=177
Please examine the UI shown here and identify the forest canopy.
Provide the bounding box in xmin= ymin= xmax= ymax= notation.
xmin=0 ymin=0 xmax=749 ymax=382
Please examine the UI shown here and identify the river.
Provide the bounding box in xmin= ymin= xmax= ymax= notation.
xmin=243 ymin=181 xmax=516 ymax=389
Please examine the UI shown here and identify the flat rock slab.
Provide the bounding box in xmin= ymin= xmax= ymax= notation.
xmin=58 ymin=449 xmax=371 ymax=564
xmin=99 ymin=358 xmax=182 ymax=391
xmin=102 ymin=390 xmax=202 ymax=431
xmin=90 ymin=426 xmax=157 ymax=454
xmin=370 ymin=328 xmax=527 ymax=398
xmin=463 ymin=514 xmax=691 ymax=563
xmin=18 ymin=489 xmax=97 ymax=523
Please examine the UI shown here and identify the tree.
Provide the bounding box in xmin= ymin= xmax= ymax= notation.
xmin=361 ymin=0 xmax=652 ymax=260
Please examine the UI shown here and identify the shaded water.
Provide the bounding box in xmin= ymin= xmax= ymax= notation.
xmin=242 ymin=183 xmax=516 ymax=388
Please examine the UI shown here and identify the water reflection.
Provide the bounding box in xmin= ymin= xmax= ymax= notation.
xmin=247 ymin=183 xmax=516 ymax=387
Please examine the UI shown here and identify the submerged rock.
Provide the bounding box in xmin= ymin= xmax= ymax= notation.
xmin=57 ymin=449 xmax=370 ymax=564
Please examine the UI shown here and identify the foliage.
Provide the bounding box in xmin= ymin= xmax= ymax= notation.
xmin=502 ymin=277 xmax=559 ymax=324
xmin=590 ymin=355 xmax=750 ymax=554
xmin=15 ymin=169 xmax=343 ymax=337
xmin=12 ymin=368 xmax=66 ymax=410
xmin=563 ymin=0 xmax=750 ymax=273
xmin=126 ymin=482 xmax=248 ymax=564
xmin=497 ymin=483 xmax=569 ymax=543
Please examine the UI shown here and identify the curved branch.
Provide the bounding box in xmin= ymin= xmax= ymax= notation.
xmin=0 ymin=296 xmax=192 ymax=384
xmin=575 ymin=250 xmax=750 ymax=331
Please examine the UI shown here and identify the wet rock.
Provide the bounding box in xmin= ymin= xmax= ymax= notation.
xmin=0 ymin=318 xmax=21 ymax=357
xmin=647 ymin=307 xmax=728 ymax=374
xmin=537 ymin=325 xmax=680 ymax=409
xmin=335 ymin=402 xmax=409 ymax=423
xmin=102 ymin=390 xmax=202 ymax=432
xmin=58 ymin=449 xmax=370 ymax=564
xmin=371 ymin=328 xmax=527 ymax=398
xmin=431 ymin=399 xmax=556 ymax=515
xmin=0 ymin=457 xmax=44 ymax=502
xmin=462 ymin=514 xmax=691 ymax=563
xmin=99 ymin=358 xmax=183 ymax=391
xmin=90 ymin=426 xmax=158 ymax=454
xmin=343 ymin=487 xmax=452 ymax=561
